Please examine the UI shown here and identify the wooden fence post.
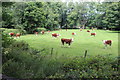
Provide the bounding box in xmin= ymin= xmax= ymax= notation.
xmin=51 ymin=48 xmax=53 ymax=55
xmin=84 ymin=50 xmax=87 ymax=58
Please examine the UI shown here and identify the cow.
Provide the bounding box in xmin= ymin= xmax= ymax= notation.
xmin=91 ymin=33 xmax=96 ymax=36
xmin=80 ymin=29 xmax=82 ymax=31
xmin=41 ymin=31 xmax=45 ymax=35
xmin=9 ymin=33 xmax=14 ymax=37
xmin=35 ymin=32 xmax=38 ymax=36
xmin=61 ymin=38 xmax=74 ymax=47
xmin=102 ymin=40 xmax=112 ymax=48
xmin=16 ymin=33 xmax=21 ymax=38
xmin=52 ymin=33 xmax=60 ymax=38
xmin=87 ymin=30 xmax=90 ymax=32
xmin=47 ymin=31 xmax=51 ymax=33
xmin=72 ymin=32 xmax=76 ymax=35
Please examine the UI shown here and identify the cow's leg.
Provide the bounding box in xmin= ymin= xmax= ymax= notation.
xmin=104 ymin=44 xmax=107 ymax=49
xmin=61 ymin=41 xmax=64 ymax=47
xmin=109 ymin=43 xmax=112 ymax=48
xmin=68 ymin=43 xmax=71 ymax=47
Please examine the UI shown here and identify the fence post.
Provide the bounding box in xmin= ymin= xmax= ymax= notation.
xmin=84 ymin=50 xmax=87 ymax=58
xmin=51 ymin=48 xmax=53 ymax=55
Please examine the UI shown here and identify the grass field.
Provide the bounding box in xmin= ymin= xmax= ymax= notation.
xmin=18 ymin=29 xmax=118 ymax=57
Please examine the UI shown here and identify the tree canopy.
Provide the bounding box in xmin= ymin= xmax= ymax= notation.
xmin=2 ymin=2 xmax=120 ymax=33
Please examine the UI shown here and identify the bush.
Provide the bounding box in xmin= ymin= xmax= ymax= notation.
xmin=60 ymin=55 xmax=119 ymax=79
xmin=19 ymin=29 xmax=27 ymax=35
xmin=3 ymin=29 xmax=27 ymax=35
xmin=35 ymin=28 xmax=47 ymax=32
xmin=0 ymin=28 xmax=7 ymax=32
xmin=2 ymin=33 xmax=15 ymax=48
xmin=54 ymin=27 xmax=60 ymax=30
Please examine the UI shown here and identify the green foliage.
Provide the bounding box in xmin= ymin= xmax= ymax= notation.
xmin=87 ymin=2 xmax=120 ymax=30
xmin=102 ymin=2 xmax=120 ymax=30
xmin=34 ymin=28 xmax=47 ymax=32
xmin=2 ymin=2 xmax=120 ymax=31
xmin=51 ymin=55 xmax=119 ymax=79
xmin=3 ymin=28 xmax=26 ymax=35
xmin=0 ymin=28 xmax=7 ymax=32
xmin=2 ymin=33 xmax=15 ymax=48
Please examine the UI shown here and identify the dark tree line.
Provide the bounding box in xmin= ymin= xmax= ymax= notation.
xmin=2 ymin=2 xmax=120 ymax=33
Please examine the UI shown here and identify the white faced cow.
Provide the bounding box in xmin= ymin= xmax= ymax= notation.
xmin=16 ymin=33 xmax=21 ymax=38
xmin=52 ymin=33 xmax=60 ymax=38
xmin=61 ymin=38 xmax=74 ymax=47
xmin=72 ymin=32 xmax=76 ymax=35
xmin=102 ymin=40 xmax=112 ymax=48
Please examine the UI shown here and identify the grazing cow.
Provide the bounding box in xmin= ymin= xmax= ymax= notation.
xmin=47 ymin=31 xmax=51 ymax=33
xmin=16 ymin=33 xmax=21 ymax=38
xmin=72 ymin=32 xmax=76 ymax=35
xmin=87 ymin=30 xmax=90 ymax=32
xmin=91 ymin=33 xmax=96 ymax=36
xmin=102 ymin=40 xmax=112 ymax=48
xmin=9 ymin=33 xmax=14 ymax=37
xmin=41 ymin=31 xmax=45 ymax=35
xmin=80 ymin=29 xmax=82 ymax=31
xmin=52 ymin=33 xmax=60 ymax=38
xmin=35 ymin=32 xmax=38 ymax=36
xmin=61 ymin=38 xmax=74 ymax=47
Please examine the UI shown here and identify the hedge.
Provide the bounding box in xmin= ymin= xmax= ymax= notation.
xmin=2 ymin=28 xmax=27 ymax=35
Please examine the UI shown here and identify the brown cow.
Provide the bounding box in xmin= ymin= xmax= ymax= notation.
xmin=61 ymin=38 xmax=74 ymax=47
xmin=91 ymin=33 xmax=96 ymax=36
xmin=41 ymin=31 xmax=45 ymax=35
xmin=9 ymin=33 xmax=14 ymax=37
xmin=102 ymin=40 xmax=112 ymax=48
xmin=35 ymin=32 xmax=38 ymax=36
xmin=72 ymin=32 xmax=76 ymax=35
xmin=16 ymin=33 xmax=21 ymax=38
xmin=80 ymin=29 xmax=82 ymax=31
xmin=87 ymin=30 xmax=90 ymax=32
xmin=52 ymin=33 xmax=60 ymax=38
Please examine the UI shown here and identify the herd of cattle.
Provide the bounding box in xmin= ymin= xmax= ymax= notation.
xmin=8 ymin=29 xmax=112 ymax=48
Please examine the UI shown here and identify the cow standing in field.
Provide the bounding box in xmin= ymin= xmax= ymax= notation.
xmin=61 ymin=38 xmax=74 ymax=47
xmin=91 ymin=33 xmax=96 ymax=36
xmin=87 ymin=30 xmax=90 ymax=32
xmin=35 ymin=32 xmax=38 ymax=36
xmin=80 ymin=29 xmax=82 ymax=31
xmin=41 ymin=31 xmax=45 ymax=35
xmin=52 ymin=33 xmax=60 ymax=38
xmin=16 ymin=33 xmax=21 ymax=38
xmin=102 ymin=40 xmax=112 ymax=48
xmin=9 ymin=33 xmax=14 ymax=37
xmin=72 ymin=32 xmax=76 ymax=35
xmin=47 ymin=31 xmax=51 ymax=33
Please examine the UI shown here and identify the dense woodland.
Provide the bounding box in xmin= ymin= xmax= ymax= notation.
xmin=2 ymin=2 xmax=120 ymax=33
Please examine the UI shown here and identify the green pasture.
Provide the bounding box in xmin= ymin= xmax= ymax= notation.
xmin=18 ymin=29 xmax=118 ymax=57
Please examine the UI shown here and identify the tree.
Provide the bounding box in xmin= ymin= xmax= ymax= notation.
xmin=102 ymin=2 xmax=120 ymax=30
xmin=2 ymin=2 xmax=15 ymax=28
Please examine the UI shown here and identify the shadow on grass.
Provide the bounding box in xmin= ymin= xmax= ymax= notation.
xmin=61 ymin=46 xmax=71 ymax=48
xmin=107 ymin=31 xmax=120 ymax=33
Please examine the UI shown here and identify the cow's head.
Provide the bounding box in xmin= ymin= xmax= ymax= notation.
xmin=71 ymin=38 xmax=74 ymax=42
xmin=102 ymin=40 xmax=106 ymax=44
xmin=58 ymin=34 xmax=61 ymax=36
